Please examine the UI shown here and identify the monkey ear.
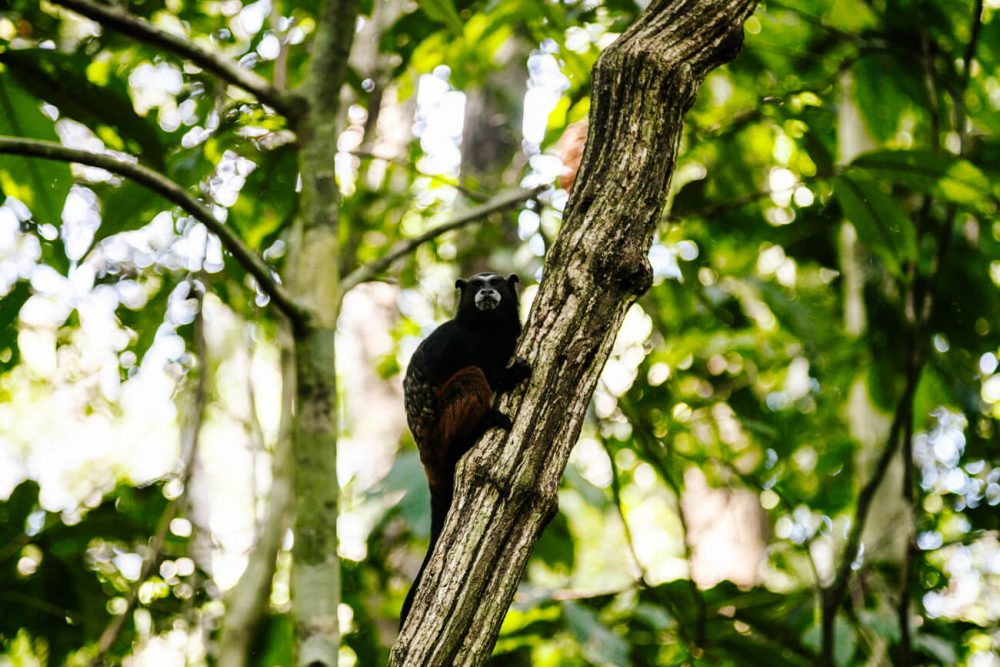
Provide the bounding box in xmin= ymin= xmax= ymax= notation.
xmin=506 ymin=274 xmax=519 ymax=287
xmin=455 ymin=279 xmax=468 ymax=290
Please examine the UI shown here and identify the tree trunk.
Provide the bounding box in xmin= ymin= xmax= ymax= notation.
xmin=287 ymin=0 xmax=359 ymax=665
xmin=390 ymin=1 xmax=758 ymax=664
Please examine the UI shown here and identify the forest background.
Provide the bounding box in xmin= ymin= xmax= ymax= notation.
xmin=0 ymin=0 xmax=998 ymax=665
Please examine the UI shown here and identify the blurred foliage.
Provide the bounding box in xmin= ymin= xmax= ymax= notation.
xmin=0 ymin=0 xmax=998 ymax=665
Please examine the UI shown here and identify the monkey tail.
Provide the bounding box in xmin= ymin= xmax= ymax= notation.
xmin=399 ymin=482 xmax=452 ymax=628
xmin=399 ymin=367 xmax=493 ymax=628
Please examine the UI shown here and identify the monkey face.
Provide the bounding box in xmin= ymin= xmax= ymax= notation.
xmin=474 ymin=285 xmax=501 ymax=311
xmin=456 ymin=272 xmax=519 ymax=317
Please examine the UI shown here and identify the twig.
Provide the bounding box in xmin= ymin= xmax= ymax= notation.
xmin=340 ymin=185 xmax=547 ymax=292
xmin=548 ymin=584 xmax=636 ymax=602
xmin=898 ymin=404 xmax=917 ymax=665
xmin=350 ymin=147 xmax=489 ymax=202
xmin=603 ymin=435 xmax=652 ymax=585
xmin=954 ymin=0 xmax=984 ymax=155
xmin=0 ymin=137 xmax=309 ymax=325
xmin=821 ymin=341 xmax=920 ymax=666
xmin=618 ymin=398 xmax=708 ymax=649
xmin=49 ymin=0 xmax=304 ymax=119
xmin=90 ymin=280 xmax=209 ymax=665
xmin=0 ymin=592 xmax=80 ymax=622
xmin=666 ymin=188 xmax=773 ymax=222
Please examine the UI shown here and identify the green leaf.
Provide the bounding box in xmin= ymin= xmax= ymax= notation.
xmin=0 ymin=282 xmax=30 ymax=373
xmin=92 ymin=180 xmax=170 ymax=247
xmin=801 ymin=619 xmax=857 ymax=667
xmin=834 ymin=173 xmax=916 ymax=276
xmin=852 ymin=149 xmax=993 ymax=205
xmin=415 ymin=0 xmax=464 ymax=34
xmin=563 ymin=601 xmax=630 ymax=666
xmin=0 ymin=49 xmax=166 ymax=168
xmin=0 ymin=76 xmax=72 ymax=225
xmin=371 ymin=450 xmax=430 ymax=534
xmin=230 ymin=146 xmax=298 ymax=251
xmin=532 ymin=510 xmax=574 ymax=571
xmin=852 ymin=55 xmax=920 ymax=142
xmin=914 ymin=633 xmax=959 ymax=665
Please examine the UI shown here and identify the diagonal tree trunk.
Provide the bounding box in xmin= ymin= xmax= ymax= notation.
xmin=390 ymin=1 xmax=758 ymax=664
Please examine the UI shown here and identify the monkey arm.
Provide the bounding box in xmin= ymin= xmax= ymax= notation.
xmin=486 ymin=357 xmax=531 ymax=393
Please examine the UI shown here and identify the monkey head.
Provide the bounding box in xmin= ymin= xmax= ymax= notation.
xmin=455 ymin=272 xmax=520 ymax=319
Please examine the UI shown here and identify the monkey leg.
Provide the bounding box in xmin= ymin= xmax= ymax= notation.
xmin=436 ymin=366 xmax=494 ymax=467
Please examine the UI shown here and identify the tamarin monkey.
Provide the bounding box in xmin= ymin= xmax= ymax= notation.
xmin=400 ymin=272 xmax=530 ymax=626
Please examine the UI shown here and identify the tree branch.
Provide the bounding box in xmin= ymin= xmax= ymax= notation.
xmin=898 ymin=402 xmax=917 ymax=666
xmin=0 ymin=137 xmax=308 ymax=324
xmin=49 ymin=0 xmax=304 ymax=119
xmin=603 ymin=435 xmax=653 ymax=586
xmin=340 ymin=185 xmax=547 ymax=293
xmin=602 ymin=431 xmax=706 ymax=653
xmin=350 ymin=147 xmax=491 ymax=202
xmin=391 ymin=1 xmax=758 ymax=662
xmin=821 ymin=354 xmax=919 ymax=665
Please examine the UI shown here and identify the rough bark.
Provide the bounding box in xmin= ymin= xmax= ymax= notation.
xmin=390 ymin=1 xmax=758 ymax=664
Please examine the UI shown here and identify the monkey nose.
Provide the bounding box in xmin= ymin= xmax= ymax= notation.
xmin=475 ymin=289 xmax=500 ymax=311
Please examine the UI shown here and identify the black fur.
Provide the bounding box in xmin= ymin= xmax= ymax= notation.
xmin=416 ymin=273 xmax=523 ymax=387
xmin=399 ymin=272 xmax=530 ymax=627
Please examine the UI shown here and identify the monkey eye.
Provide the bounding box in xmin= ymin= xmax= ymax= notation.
xmin=489 ymin=277 xmax=501 ymax=287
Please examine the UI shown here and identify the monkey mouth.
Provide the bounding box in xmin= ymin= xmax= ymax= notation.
xmin=475 ymin=290 xmax=501 ymax=311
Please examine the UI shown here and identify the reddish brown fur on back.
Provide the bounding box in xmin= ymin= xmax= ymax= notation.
xmin=417 ymin=366 xmax=492 ymax=488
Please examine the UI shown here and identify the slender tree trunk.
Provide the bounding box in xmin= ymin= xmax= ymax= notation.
xmin=286 ymin=0 xmax=359 ymax=664
xmin=391 ymin=1 xmax=758 ymax=664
